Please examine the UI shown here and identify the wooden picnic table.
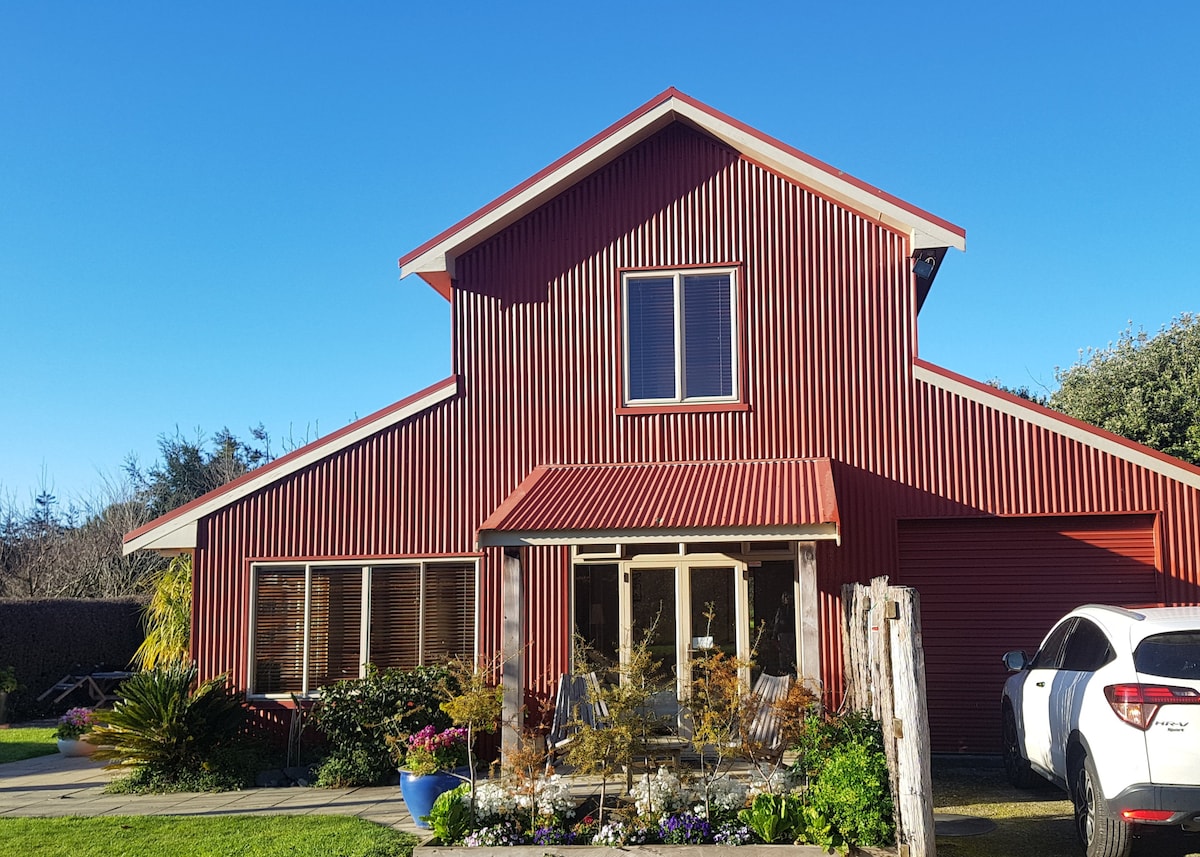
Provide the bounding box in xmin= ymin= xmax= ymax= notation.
xmin=37 ymin=671 xmax=134 ymax=705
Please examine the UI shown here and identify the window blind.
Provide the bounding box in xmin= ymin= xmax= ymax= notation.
xmin=682 ymin=273 xmax=733 ymax=397
xmin=252 ymin=567 xmax=307 ymax=694
xmin=307 ymin=567 xmax=362 ymax=688
xmin=368 ymin=565 xmax=422 ymax=670
xmin=627 ymin=275 xmax=677 ymax=400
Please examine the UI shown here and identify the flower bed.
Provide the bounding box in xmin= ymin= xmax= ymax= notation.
xmin=416 ymin=764 xmax=892 ymax=854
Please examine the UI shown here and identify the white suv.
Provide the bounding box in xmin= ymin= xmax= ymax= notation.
xmin=1002 ymin=604 xmax=1200 ymax=857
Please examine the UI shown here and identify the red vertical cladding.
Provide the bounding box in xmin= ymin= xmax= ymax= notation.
xmin=188 ymin=114 xmax=1200 ymax=720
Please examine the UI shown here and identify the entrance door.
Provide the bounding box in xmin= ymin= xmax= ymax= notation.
xmin=622 ymin=558 xmax=748 ymax=728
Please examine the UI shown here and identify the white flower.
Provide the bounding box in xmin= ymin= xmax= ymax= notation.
xmin=630 ymin=766 xmax=687 ymax=816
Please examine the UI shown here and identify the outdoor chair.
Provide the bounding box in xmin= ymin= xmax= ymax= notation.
xmin=744 ymin=672 xmax=792 ymax=758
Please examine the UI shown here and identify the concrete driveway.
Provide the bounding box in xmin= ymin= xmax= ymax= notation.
xmin=0 ymin=751 xmax=422 ymax=833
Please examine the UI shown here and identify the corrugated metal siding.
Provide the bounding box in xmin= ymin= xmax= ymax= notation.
xmin=897 ymin=515 xmax=1159 ymax=753
xmin=481 ymin=459 xmax=838 ymax=535
xmin=190 ymin=119 xmax=1200 ymax=732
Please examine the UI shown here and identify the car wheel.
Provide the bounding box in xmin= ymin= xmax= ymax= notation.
xmin=1074 ymin=753 xmax=1133 ymax=857
xmin=1001 ymin=705 xmax=1039 ymax=789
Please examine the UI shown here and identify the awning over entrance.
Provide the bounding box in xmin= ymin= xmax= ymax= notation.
xmin=478 ymin=458 xmax=840 ymax=547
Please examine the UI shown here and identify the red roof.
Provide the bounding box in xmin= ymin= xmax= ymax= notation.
xmin=478 ymin=458 xmax=840 ymax=546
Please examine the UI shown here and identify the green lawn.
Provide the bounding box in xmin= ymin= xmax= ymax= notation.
xmin=0 ymin=816 xmax=419 ymax=857
xmin=0 ymin=726 xmax=57 ymax=764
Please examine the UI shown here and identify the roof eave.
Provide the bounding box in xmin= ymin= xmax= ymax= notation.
xmin=478 ymin=523 xmax=841 ymax=548
xmin=122 ymin=375 xmax=461 ymax=555
xmin=399 ymin=89 xmax=965 ymax=285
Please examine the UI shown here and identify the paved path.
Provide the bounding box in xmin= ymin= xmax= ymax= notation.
xmin=0 ymin=751 xmax=423 ymax=834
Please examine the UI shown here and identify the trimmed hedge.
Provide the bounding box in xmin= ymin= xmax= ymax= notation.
xmin=0 ymin=598 xmax=144 ymax=721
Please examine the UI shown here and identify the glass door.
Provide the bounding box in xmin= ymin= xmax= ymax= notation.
xmin=626 ymin=566 xmax=679 ymax=723
xmin=621 ymin=557 xmax=748 ymax=731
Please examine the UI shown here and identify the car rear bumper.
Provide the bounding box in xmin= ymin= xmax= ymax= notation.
xmin=1109 ymin=784 xmax=1200 ymax=827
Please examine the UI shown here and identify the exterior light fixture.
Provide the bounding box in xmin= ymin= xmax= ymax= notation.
xmin=912 ymin=253 xmax=937 ymax=279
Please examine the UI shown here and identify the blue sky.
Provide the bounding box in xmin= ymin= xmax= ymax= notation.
xmin=2 ymin=2 xmax=1197 ymax=506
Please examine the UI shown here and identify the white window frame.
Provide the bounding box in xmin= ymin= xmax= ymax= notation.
xmin=247 ymin=558 xmax=479 ymax=699
xmin=621 ymin=267 xmax=739 ymax=405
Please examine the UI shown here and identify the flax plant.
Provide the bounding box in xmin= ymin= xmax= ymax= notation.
xmin=131 ymin=553 xmax=192 ymax=670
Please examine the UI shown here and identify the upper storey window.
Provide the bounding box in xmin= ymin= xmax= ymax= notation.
xmin=622 ymin=268 xmax=738 ymax=405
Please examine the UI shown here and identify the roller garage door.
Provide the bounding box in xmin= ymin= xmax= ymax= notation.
xmin=897 ymin=514 xmax=1159 ymax=754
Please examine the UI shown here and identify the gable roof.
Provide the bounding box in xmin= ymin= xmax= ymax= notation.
xmin=398 ymin=88 xmax=967 ymax=299
xmin=122 ymin=376 xmax=460 ymax=555
xmin=913 ymin=358 xmax=1200 ymax=492
xmin=477 ymin=458 xmax=841 ymax=547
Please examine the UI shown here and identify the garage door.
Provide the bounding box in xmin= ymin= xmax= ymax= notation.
xmin=897 ymin=514 xmax=1159 ymax=754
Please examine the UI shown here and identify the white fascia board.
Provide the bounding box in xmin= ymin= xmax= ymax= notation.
xmin=668 ymin=100 xmax=967 ymax=252
xmin=132 ymin=521 xmax=198 ymax=555
xmin=123 ymin=378 xmax=460 ymax=556
xmin=914 ymin=363 xmax=1200 ymax=491
xmin=401 ymin=96 xmax=964 ymax=282
xmin=478 ymin=523 xmax=841 ymax=549
xmin=401 ymin=106 xmax=678 ymax=279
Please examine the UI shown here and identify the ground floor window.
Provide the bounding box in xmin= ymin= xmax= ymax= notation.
xmin=250 ymin=560 xmax=476 ymax=696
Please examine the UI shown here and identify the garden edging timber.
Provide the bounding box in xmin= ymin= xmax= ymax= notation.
xmin=415 ymin=841 xmax=895 ymax=856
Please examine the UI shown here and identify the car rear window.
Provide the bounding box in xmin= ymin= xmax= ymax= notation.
xmin=1134 ymin=632 xmax=1200 ymax=679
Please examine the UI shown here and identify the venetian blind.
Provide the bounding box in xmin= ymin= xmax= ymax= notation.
xmin=307 ymin=567 xmax=363 ymax=689
xmin=682 ymin=273 xmax=733 ymax=398
xmin=422 ymin=563 xmax=476 ymax=664
xmin=252 ymin=567 xmax=307 ymax=694
xmin=368 ymin=565 xmax=422 ymax=670
xmin=626 ymin=275 xmax=677 ymax=400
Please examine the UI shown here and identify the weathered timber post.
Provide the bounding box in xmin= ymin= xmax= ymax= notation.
xmin=889 ymin=585 xmax=935 ymax=857
xmin=841 ymin=578 xmax=935 ymax=857
xmin=501 ymin=547 xmax=524 ymax=760
xmin=871 ymin=576 xmax=900 ymax=842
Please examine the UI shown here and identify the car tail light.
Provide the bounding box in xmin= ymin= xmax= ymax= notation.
xmin=1122 ymin=809 xmax=1176 ymax=822
xmin=1104 ymin=684 xmax=1200 ymax=730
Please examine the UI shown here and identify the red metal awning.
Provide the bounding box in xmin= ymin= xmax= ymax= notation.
xmin=477 ymin=458 xmax=840 ymax=547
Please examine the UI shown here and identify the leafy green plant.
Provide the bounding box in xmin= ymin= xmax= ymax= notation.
xmin=313 ymin=664 xmax=452 ymax=787
xmin=88 ymin=664 xmax=246 ymax=785
xmin=805 ymin=740 xmax=894 ymax=846
xmin=131 ymin=553 xmax=192 ymax=670
xmin=791 ymin=708 xmax=883 ymax=781
xmin=427 ymin=783 xmax=472 ymax=843
xmin=737 ymin=791 xmax=806 ymax=844
xmin=0 ymin=665 xmax=18 ymax=694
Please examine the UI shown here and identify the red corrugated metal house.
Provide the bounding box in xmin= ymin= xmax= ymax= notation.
xmin=123 ymin=89 xmax=1200 ymax=754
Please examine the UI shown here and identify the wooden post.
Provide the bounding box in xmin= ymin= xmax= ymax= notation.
xmin=798 ymin=543 xmax=821 ymax=694
xmin=842 ymin=578 xmax=936 ymax=856
xmin=870 ymin=576 xmax=901 ymax=841
xmin=501 ymin=547 xmax=524 ymax=761
xmin=890 ymin=586 xmax=935 ymax=857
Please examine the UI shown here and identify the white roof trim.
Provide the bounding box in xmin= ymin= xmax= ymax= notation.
xmin=914 ymin=363 xmax=1200 ymax=492
xmin=478 ymin=523 xmax=841 ymax=548
xmin=401 ymin=95 xmax=964 ymax=280
xmin=123 ymin=378 xmax=460 ymax=555
xmin=665 ymin=100 xmax=966 ymax=252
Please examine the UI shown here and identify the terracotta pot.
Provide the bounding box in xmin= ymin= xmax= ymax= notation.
xmin=399 ymin=767 xmax=470 ymax=828
xmin=56 ymin=737 xmax=98 ymax=757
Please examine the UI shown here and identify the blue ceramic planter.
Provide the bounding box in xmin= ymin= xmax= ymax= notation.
xmin=399 ymin=767 xmax=470 ymax=828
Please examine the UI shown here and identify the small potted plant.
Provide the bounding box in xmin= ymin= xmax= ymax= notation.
xmin=55 ymin=707 xmax=98 ymax=756
xmin=391 ymin=724 xmax=470 ymax=828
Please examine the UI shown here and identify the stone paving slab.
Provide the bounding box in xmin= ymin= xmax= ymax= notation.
xmin=0 ymin=751 xmax=422 ymax=834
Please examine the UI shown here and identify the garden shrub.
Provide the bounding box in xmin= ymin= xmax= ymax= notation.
xmin=790 ymin=709 xmax=894 ymax=847
xmin=89 ymin=664 xmax=248 ymax=791
xmin=312 ymin=664 xmax=452 ymax=787
xmin=805 ymin=739 xmax=894 ymax=846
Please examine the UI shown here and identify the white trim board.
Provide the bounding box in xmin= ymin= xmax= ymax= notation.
xmin=123 ymin=378 xmax=460 ymax=555
xmin=914 ymin=363 xmax=1200 ymax=492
